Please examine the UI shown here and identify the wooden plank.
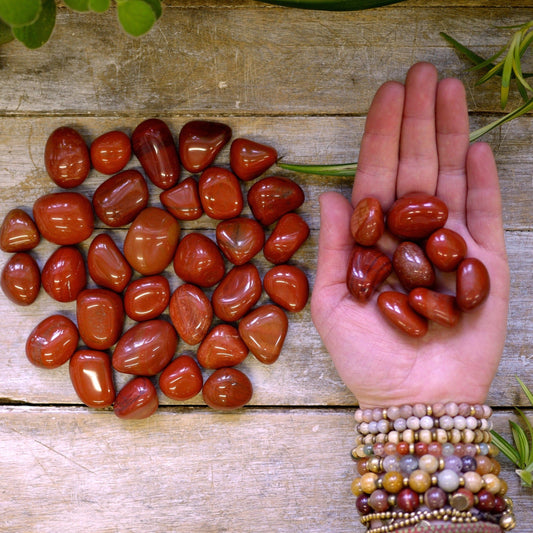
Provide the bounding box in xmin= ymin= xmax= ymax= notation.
xmin=0 ymin=406 xmax=531 ymax=533
xmin=0 ymin=6 xmax=531 ymax=115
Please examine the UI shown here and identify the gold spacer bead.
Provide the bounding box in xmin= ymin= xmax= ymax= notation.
xmin=500 ymin=513 xmax=517 ymax=530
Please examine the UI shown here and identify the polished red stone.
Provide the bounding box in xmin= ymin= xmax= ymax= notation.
xmin=408 ymin=288 xmax=460 ymax=328
xmin=387 ymin=193 xmax=448 ymax=239
xmin=132 ymin=118 xmax=180 ymax=189
xmin=123 ymin=207 xmax=180 ymax=275
xmin=159 ymin=177 xmax=203 ymax=221
xmin=397 ymin=488 xmax=419 ymax=512
xmin=392 ymin=241 xmax=435 ymax=291
xmin=247 ymin=176 xmax=304 ymax=226
xmin=87 ymin=233 xmax=132 ymax=292
xmin=202 ymin=367 xmax=253 ymax=410
xmin=263 ymin=264 xmax=309 ymax=312
xmin=263 ymin=212 xmax=309 ymax=264
xmin=377 ymin=291 xmax=428 ymax=337
xmin=230 ymin=138 xmax=277 ymax=181
xmin=179 ymin=120 xmax=232 ymax=173
xmin=426 ymin=228 xmax=467 ymax=272
xmin=216 ymin=217 xmax=264 ymax=265
xmin=0 ymin=209 xmax=40 ymax=252
xmin=76 ymin=288 xmax=124 ymax=350
xmin=350 ymin=197 xmax=385 ymax=246
xmin=198 ymin=167 xmax=243 ymax=220
xmin=159 ymin=355 xmax=203 ymax=401
xmin=1 ymin=252 xmax=40 ymax=305
xmin=90 ymin=130 xmax=131 ymax=175
xmin=169 ymin=283 xmax=213 ymax=345
xmin=26 ymin=314 xmax=79 ymax=368
xmin=123 ymin=275 xmax=170 ymax=321
xmin=113 ymin=377 xmax=159 ymax=420
xmin=197 ymin=324 xmax=249 ymax=369
xmin=112 ymin=319 xmax=177 ymax=376
xmin=92 ymin=169 xmax=149 ymax=227
xmin=41 ymin=246 xmax=86 ymax=302
xmin=33 ymin=192 xmax=94 ymax=245
xmin=69 ymin=349 xmax=115 ymax=408
xmin=173 ymin=233 xmax=225 ymax=288
xmin=456 ymin=258 xmax=490 ymax=311
xmin=347 ymin=245 xmax=392 ymax=302
xmin=44 ymin=126 xmax=90 ymax=188
xmin=238 ymin=304 xmax=288 ymax=364
xmin=212 ymin=263 xmax=262 ymax=321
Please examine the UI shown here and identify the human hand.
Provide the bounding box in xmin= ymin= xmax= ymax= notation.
xmin=311 ymin=62 xmax=510 ymax=409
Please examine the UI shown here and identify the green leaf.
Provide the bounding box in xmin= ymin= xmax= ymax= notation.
xmin=63 ymin=0 xmax=89 ymax=12
xmin=278 ymin=162 xmax=358 ymax=177
xmin=517 ymin=377 xmax=533 ymax=406
xmin=490 ymin=429 xmax=522 ymax=467
xmin=510 ymin=420 xmax=529 ymax=467
xmin=255 ymin=0 xmax=406 ymax=10
xmin=117 ymin=0 xmax=156 ymax=37
xmin=11 ymin=0 xmax=55 ymax=49
xmin=89 ymin=0 xmax=110 ymax=13
xmin=0 ymin=17 xmax=13 ymax=44
xmin=0 ymin=0 xmax=41 ymax=27
xmin=139 ymin=0 xmax=161 ymax=19
xmin=515 ymin=407 xmax=533 ymax=465
xmin=440 ymin=32 xmax=497 ymax=69
xmin=516 ymin=469 xmax=533 ymax=487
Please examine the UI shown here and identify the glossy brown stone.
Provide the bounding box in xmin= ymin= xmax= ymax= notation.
xmin=377 ymin=291 xmax=428 ymax=337
xmin=113 ymin=377 xmax=158 ymax=420
xmin=212 ymin=263 xmax=262 ymax=322
xmin=263 ymin=264 xmax=309 ymax=312
xmin=0 ymin=209 xmax=40 ymax=252
xmin=132 ymin=118 xmax=180 ymax=189
xmin=44 ymin=126 xmax=90 ymax=188
xmin=230 ymin=138 xmax=277 ymax=181
xmin=173 ymin=233 xmax=225 ymax=288
xmin=112 ymin=319 xmax=177 ymax=376
xmin=197 ymin=324 xmax=249 ymax=369
xmin=159 ymin=355 xmax=203 ymax=401
xmin=350 ymin=197 xmax=385 ymax=246
xmin=169 ymin=283 xmax=212 ymax=345
xmin=179 ymin=120 xmax=232 ymax=173
xmin=76 ymin=288 xmax=124 ymax=350
xmin=160 ymin=177 xmax=203 ymax=221
xmin=408 ymin=288 xmax=460 ymax=327
xmin=426 ymin=228 xmax=467 ymax=272
xmin=41 ymin=246 xmax=86 ymax=302
xmin=69 ymin=349 xmax=115 ymax=408
xmin=216 ymin=217 xmax=264 ymax=265
xmin=33 ymin=192 xmax=94 ymax=245
xmin=92 ymin=169 xmax=149 ymax=227
xmin=198 ymin=167 xmax=243 ymax=220
xmin=124 ymin=275 xmax=170 ymax=321
xmin=238 ymin=304 xmax=288 ymax=364
xmin=346 ymin=245 xmax=392 ymax=302
xmin=456 ymin=258 xmax=490 ymax=311
xmin=202 ymin=367 xmax=253 ymax=410
xmin=26 ymin=314 xmax=79 ymax=368
xmin=87 ymin=233 xmax=132 ymax=292
xmin=123 ymin=207 xmax=180 ymax=275
xmin=392 ymin=241 xmax=435 ymax=291
xmin=387 ymin=193 xmax=448 ymax=239
xmin=263 ymin=213 xmax=309 ymax=264
xmin=1 ymin=252 xmax=40 ymax=305
xmin=248 ymin=176 xmax=305 ymax=226
xmin=90 ymin=130 xmax=131 ymax=175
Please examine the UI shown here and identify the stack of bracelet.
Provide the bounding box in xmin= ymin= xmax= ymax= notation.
xmin=351 ymin=403 xmax=516 ymax=533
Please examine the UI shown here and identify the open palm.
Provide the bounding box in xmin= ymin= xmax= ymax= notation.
xmin=311 ymin=63 xmax=510 ymax=409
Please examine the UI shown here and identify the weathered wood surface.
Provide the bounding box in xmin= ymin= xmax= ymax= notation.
xmin=1 ymin=1 xmax=532 ymax=532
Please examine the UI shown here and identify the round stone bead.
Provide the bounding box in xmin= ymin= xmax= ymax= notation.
xmin=466 ymin=416 xmax=479 ymax=430
xmin=387 ymin=406 xmax=401 ymax=420
xmin=372 ymin=408 xmax=384 ymax=421
xmin=435 ymin=429 xmax=448 ymax=443
xmin=402 ymin=429 xmax=415 ymax=444
xmin=373 ymin=443 xmax=385 ymax=457
xmin=357 ymin=458 xmax=369 ymax=476
xmin=441 ymin=442 xmax=455 ymax=456
xmin=359 ymin=422 xmax=369 ymax=435
xmin=439 ymin=415 xmax=454 ymax=430
xmin=418 ymin=454 xmax=439 ymax=474
xmin=444 ymin=402 xmax=459 ymax=417
xmin=413 ymin=404 xmax=428 ymax=418
xmin=360 ymin=473 xmax=378 ymax=494
xmin=399 ymin=405 xmax=413 ymax=418
xmin=432 ymin=403 xmax=446 ymax=417
xmin=383 ymin=455 xmax=400 ymax=473
xmin=363 ymin=444 xmax=373 ymax=456
xmin=406 ymin=416 xmax=420 ymax=430
xmin=418 ymin=429 xmax=433 ymax=444
xmin=461 ymin=455 xmax=477 ymax=473
xmin=414 ymin=442 xmax=428 ymax=456
xmin=409 ymin=469 xmax=431 ymax=493
xmin=465 ymin=444 xmax=478 ymax=457
xmin=477 ymin=489 xmax=496 ymax=511
xmin=454 ymin=416 xmax=467 ymax=430
xmin=499 ymin=478 xmax=508 ymax=496
xmin=463 ymin=471 xmax=483 ymax=493
xmin=397 ymin=442 xmax=410 ymax=455
xmin=427 ymin=442 xmax=442 ymax=456
xmin=420 ymin=416 xmax=434 ymax=430
xmin=437 ymin=469 xmax=460 ymax=492
xmin=397 ymin=488 xmax=419 ymax=512
xmin=483 ymin=473 xmax=502 ymax=495
xmin=399 ymin=455 xmax=418 ymax=475
xmin=388 ymin=431 xmax=400 ymax=444
xmin=458 ymin=403 xmax=472 ymax=417
xmin=463 ymin=429 xmax=475 ymax=443
xmin=384 ymin=442 xmax=397 ymax=456
xmin=424 ymin=487 xmax=447 ymax=510
xmin=478 ymin=443 xmax=490 ymax=456
xmin=356 ymin=494 xmax=371 ymax=515
xmin=383 ymin=471 xmax=404 ymax=493
xmin=454 ymin=443 xmax=466 ymax=457
xmin=444 ymin=455 xmax=463 ymax=473
xmin=368 ymin=489 xmax=390 ymax=512
xmin=362 ymin=409 xmax=373 ymax=422
xmin=493 ymin=495 xmax=507 ymax=513
xmin=368 ymin=421 xmax=378 ymax=434
xmin=491 ymin=458 xmax=501 ymax=476
xmin=351 ymin=477 xmax=363 ymax=496
xmin=394 ymin=418 xmax=407 ymax=432
xmin=475 ymin=455 xmax=494 ymax=475
xmin=377 ymin=419 xmax=390 ymax=433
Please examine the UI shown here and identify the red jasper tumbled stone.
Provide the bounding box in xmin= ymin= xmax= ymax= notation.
xmin=1 ymin=252 xmax=40 ymax=306
xmin=263 ymin=264 xmax=309 ymax=312
xmin=197 ymin=324 xmax=249 ymax=369
xmin=350 ymin=197 xmax=385 ymax=246
xmin=132 ymin=118 xmax=180 ymax=190
xmin=263 ymin=212 xmax=309 ymax=264
xmin=41 ymin=246 xmax=86 ymax=302
xmin=377 ymin=291 xmax=428 ymax=338
xmin=92 ymin=169 xmax=149 ymax=227
xmin=0 ymin=208 xmax=40 ymax=252
xmin=179 ymin=120 xmax=232 ymax=173
xmin=425 ymin=228 xmax=467 ymax=272
xmin=90 ymin=130 xmax=131 ymax=175
xmin=44 ymin=126 xmax=90 ymax=188
xmin=160 ymin=177 xmax=203 ymax=221
xmin=26 ymin=314 xmax=79 ymax=368
xmin=408 ymin=288 xmax=460 ymax=328
xmin=456 ymin=258 xmax=490 ymax=311
xmin=230 ymin=138 xmax=277 ymax=181
xmin=216 ymin=217 xmax=265 ymax=266
xmin=392 ymin=241 xmax=435 ymax=292
xmin=159 ymin=355 xmax=203 ymax=401
xmin=202 ymin=367 xmax=253 ymax=410
xmin=123 ymin=275 xmax=170 ymax=322
xmin=69 ymin=349 xmax=115 ymax=408
xmin=33 ymin=192 xmax=94 ymax=245
xmin=113 ymin=377 xmax=159 ymax=420
xmin=198 ymin=167 xmax=243 ymax=220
